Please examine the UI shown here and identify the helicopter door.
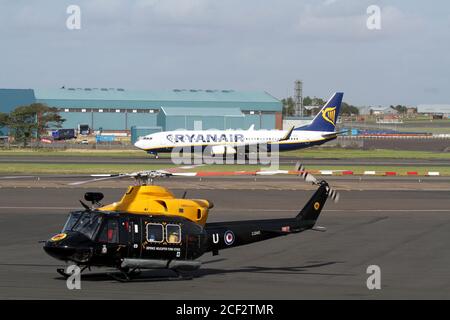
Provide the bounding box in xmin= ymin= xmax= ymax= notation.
xmin=128 ymin=217 xmax=142 ymax=258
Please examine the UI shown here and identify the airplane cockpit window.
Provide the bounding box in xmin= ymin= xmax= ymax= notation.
xmin=146 ymin=223 xmax=163 ymax=243
xmin=98 ymin=219 xmax=119 ymax=244
xmin=142 ymin=136 xmax=153 ymax=140
xmin=64 ymin=212 xmax=103 ymax=240
xmin=166 ymin=224 xmax=181 ymax=244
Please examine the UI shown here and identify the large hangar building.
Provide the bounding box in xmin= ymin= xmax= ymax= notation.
xmin=0 ymin=88 xmax=283 ymax=133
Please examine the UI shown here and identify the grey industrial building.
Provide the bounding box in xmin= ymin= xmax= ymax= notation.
xmin=417 ymin=104 xmax=450 ymax=118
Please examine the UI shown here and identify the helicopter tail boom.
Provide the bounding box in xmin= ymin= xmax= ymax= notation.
xmin=204 ymin=181 xmax=329 ymax=254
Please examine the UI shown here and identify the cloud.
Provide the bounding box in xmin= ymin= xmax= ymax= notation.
xmin=0 ymin=1 xmax=448 ymax=105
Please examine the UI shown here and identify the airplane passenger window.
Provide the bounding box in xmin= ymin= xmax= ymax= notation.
xmin=166 ymin=224 xmax=181 ymax=244
xmin=146 ymin=223 xmax=163 ymax=243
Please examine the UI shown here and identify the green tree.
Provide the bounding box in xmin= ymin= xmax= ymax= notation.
xmin=303 ymin=96 xmax=312 ymax=106
xmin=341 ymin=102 xmax=360 ymax=115
xmin=311 ymin=97 xmax=326 ymax=107
xmin=282 ymin=95 xmax=360 ymax=117
xmin=0 ymin=112 xmax=8 ymax=127
xmin=281 ymin=97 xmax=296 ymax=116
xmin=6 ymin=103 xmax=65 ymax=147
xmin=391 ymin=105 xmax=407 ymax=114
xmin=0 ymin=113 xmax=8 ymax=136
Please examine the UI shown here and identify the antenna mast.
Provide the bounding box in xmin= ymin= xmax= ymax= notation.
xmin=294 ymin=80 xmax=303 ymax=117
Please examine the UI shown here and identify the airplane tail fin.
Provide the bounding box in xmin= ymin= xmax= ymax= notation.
xmin=296 ymin=182 xmax=329 ymax=228
xmin=295 ymin=92 xmax=343 ymax=132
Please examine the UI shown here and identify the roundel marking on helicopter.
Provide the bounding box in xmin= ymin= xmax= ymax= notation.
xmin=314 ymin=202 xmax=320 ymax=210
xmin=224 ymin=230 xmax=235 ymax=246
xmin=50 ymin=233 xmax=67 ymax=242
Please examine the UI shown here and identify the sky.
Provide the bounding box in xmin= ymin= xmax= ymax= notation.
xmin=0 ymin=0 xmax=449 ymax=106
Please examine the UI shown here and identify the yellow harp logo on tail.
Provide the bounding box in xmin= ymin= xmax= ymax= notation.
xmin=321 ymin=107 xmax=336 ymax=126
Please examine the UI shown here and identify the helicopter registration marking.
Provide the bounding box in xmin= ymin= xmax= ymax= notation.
xmin=146 ymin=246 xmax=181 ymax=252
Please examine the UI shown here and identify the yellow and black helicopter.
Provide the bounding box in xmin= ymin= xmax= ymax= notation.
xmin=43 ymin=163 xmax=339 ymax=281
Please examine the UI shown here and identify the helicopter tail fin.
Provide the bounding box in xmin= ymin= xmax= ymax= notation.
xmin=296 ymin=182 xmax=328 ymax=228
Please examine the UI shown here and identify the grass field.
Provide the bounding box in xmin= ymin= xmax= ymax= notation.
xmin=283 ymin=148 xmax=450 ymax=159
xmin=1 ymin=147 xmax=450 ymax=160
xmin=396 ymin=127 xmax=450 ymax=134
xmin=0 ymin=163 xmax=449 ymax=175
xmin=0 ymin=148 xmax=147 ymax=158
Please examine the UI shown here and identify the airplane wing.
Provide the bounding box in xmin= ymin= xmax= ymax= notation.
xmin=279 ymin=125 xmax=295 ymax=141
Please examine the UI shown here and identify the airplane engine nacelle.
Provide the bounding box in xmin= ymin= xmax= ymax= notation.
xmin=210 ymin=145 xmax=236 ymax=155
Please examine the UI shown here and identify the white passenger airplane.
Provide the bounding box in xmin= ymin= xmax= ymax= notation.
xmin=134 ymin=92 xmax=344 ymax=157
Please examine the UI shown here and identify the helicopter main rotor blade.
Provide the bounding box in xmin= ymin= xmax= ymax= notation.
xmin=295 ymin=161 xmax=319 ymax=184
xmin=0 ymin=175 xmax=38 ymax=180
xmin=296 ymin=161 xmax=340 ymax=203
xmin=68 ymin=174 xmax=129 ymax=186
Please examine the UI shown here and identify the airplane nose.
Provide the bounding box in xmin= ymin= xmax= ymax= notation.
xmin=134 ymin=140 xmax=144 ymax=149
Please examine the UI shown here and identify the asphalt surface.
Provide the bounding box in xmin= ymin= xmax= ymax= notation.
xmin=0 ymin=185 xmax=449 ymax=299
xmin=1 ymin=155 xmax=450 ymax=166
xmin=1 ymin=174 xmax=450 ymax=191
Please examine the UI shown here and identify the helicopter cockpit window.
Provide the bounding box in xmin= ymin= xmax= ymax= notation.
xmin=62 ymin=212 xmax=82 ymax=232
xmin=98 ymin=219 xmax=119 ymax=244
xmin=67 ymin=212 xmax=103 ymax=240
xmin=166 ymin=224 xmax=181 ymax=244
xmin=146 ymin=223 xmax=163 ymax=243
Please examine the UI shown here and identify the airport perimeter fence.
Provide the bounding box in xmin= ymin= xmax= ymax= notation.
xmin=0 ymin=141 xmax=135 ymax=150
xmin=335 ymin=135 xmax=450 ymax=152
xmin=0 ymin=135 xmax=449 ymax=152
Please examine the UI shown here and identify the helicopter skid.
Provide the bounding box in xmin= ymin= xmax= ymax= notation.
xmin=121 ymin=258 xmax=201 ymax=271
xmin=56 ymin=265 xmax=89 ymax=279
xmin=108 ymin=267 xmax=192 ymax=282
xmin=56 ymin=268 xmax=70 ymax=279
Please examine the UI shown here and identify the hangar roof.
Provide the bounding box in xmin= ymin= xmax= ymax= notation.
xmin=1 ymin=88 xmax=281 ymax=113
xmin=34 ymin=88 xmax=279 ymax=103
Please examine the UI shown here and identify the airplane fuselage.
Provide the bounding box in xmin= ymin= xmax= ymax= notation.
xmin=134 ymin=91 xmax=343 ymax=155
xmin=134 ymin=129 xmax=336 ymax=154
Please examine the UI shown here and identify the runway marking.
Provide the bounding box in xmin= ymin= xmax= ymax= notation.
xmin=218 ymin=209 xmax=450 ymax=213
xmin=0 ymin=206 xmax=449 ymax=213
xmin=0 ymin=206 xmax=80 ymax=210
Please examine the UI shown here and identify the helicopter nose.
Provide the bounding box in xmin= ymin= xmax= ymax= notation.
xmin=43 ymin=232 xmax=93 ymax=263
xmin=43 ymin=241 xmax=77 ymax=261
